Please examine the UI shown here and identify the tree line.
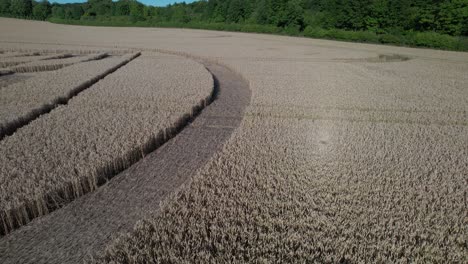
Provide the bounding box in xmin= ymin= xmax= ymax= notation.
xmin=1 ymin=0 xmax=467 ymax=49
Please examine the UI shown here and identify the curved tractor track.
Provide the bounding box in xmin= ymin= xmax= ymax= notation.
xmin=0 ymin=60 xmax=251 ymax=264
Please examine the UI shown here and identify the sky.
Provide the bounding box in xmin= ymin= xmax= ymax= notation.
xmin=50 ymin=0 xmax=198 ymax=7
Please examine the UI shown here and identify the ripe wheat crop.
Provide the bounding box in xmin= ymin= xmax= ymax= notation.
xmin=0 ymin=52 xmax=213 ymax=235
xmin=0 ymin=18 xmax=467 ymax=263
xmin=92 ymin=53 xmax=468 ymax=263
xmin=10 ymin=52 xmax=108 ymax=73
xmin=0 ymin=53 xmax=73 ymax=68
xmin=0 ymin=53 xmax=137 ymax=139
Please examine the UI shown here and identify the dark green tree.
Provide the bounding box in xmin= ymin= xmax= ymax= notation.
xmin=226 ymin=0 xmax=244 ymax=23
xmin=129 ymin=0 xmax=144 ymax=21
xmin=51 ymin=5 xmax=64 ymax=18
xmin=115 ymin=0 xmax=130 ymax=16
xmin=211 ymin=0 xmax=228 ymax=22
xmin=170 ymin=4 xmax=190 ymax=23
xmin=436 ymin=0 xmax=468 ymax=36
xmin=252 ymin=0 xmax=273 ymax=24
xmin=32 ymin=0 xmax=50 ymax=20
xmin=9 ymin=0 xmax=32 ymax=17
xmin=87 ymin=0 xmax=112 ymax=16
xmin=281 ymin=0 xmax=305 ymax=28
xmin=0 ymin=0 xmax=11 ymax=14
xmin=69 ymin=4 xmax=84 ymax=19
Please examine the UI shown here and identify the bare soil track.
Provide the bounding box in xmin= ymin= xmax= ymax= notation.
xmin=0 ymin=61 xmax=251 ymax=264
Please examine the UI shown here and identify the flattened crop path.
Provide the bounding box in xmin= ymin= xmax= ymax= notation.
xmin=0 ymin=61 xmax=251 ymax=264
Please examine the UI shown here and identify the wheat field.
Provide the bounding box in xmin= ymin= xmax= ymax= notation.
xmin=0 ymin=51 xmax=213 ymax=235
xmin=0 ymin=18 xmax=467 ymax=263
xmin=0 ymin=53 xmax=138 ymax=139
xmin=9 ymin=52 xmax=108 ymax=73
xmin=93 ymin=50 xmax=468 ymax=263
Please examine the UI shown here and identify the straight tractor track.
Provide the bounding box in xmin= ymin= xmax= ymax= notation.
xmin=0 ymin=61 xmax=251 ymax=264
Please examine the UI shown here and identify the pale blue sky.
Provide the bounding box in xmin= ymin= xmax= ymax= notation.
xmin=50 ymin=0 xmax=197 ymax=7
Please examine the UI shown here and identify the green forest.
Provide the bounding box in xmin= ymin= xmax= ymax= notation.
xmin=1 ymin=0 xmax=468 ymax=50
